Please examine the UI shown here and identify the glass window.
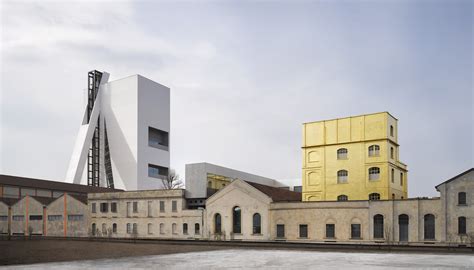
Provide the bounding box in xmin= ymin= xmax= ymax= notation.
xmin=293 ymin=186 xmax=302 ymax=193
xmin=351 ymin=224 xmax=361 ymax=239
xmin=113 ymin=223 xmax=117 ymax=233
xmin=183 ymin=223 xmax=188 ymax=235
xmin=148 ymin=164 xmax=169 ymax=178
xmin=373 ymin=214 xmax=384 ymax=238
xmin=195 ymin=223 xmax=200 ymax=235
xmin=52 ymin=191 xmax=64 ymax=198
xmin=29 ymin=215 xmax=42 ymax=220
xmin=326 ymin=224 xmax=335 ymax=238
xmin=0 ymin=216 xmax=8 ymax=221
xmin=48 ymin=215 xmax=62 ymax=221
xmin=253 ymin=213 xmax=261 ymax=234
xmin=92 ymin=223 xmax=97 ymax=235
xmin=368 ymin=167 xmax=380 ymax=180
xmin=368 ymin=145 xmax=380 ymax=157
xmin=458 ymin=217 xmax=466 ymax=235
xmin=133 ymin=223 xmax=138 ymax=234
xmin=36 ymin=189 xmax=52 ymax=198
xmin=111 ymin=202 xmax=117 ymax=213
xmin=126 ymin=223 xmax=131 ymax=234
xmin=233 ymin=206 xmax=241 ymax=234
xmin=92 ymin=203 xmax=97 ymax=213
xmin=12 ymin=215 xmax=24 ymax=221
xmin=458 ymin=192 xmax=467 ymax=205
xmin=276 ymin=224 xmax=285 ymax=238
xmin=369 ymin=193 xmax=380 ymax=200
xmin=424 ymin=214 xmax=435 ymax=240
xmin=148 ymin=127 xmax=169 ymax=150
xmin=68 ymin=215 xmax=83 ymax=221
xmin=337 ymin=195 xmax=348 ymax=201
xmin=100 ymin=203 xmax=108 ymax=213
xmin=133 ymin=202 xmax=138 ymax=213
xmin=172 ymin=200 xmax=177 ymax=212
xmin=337 ymin=148 xmax=348 ymax=160
xmin=214 ymin=214 xmax=222 ymax=234
xmin=299 ymin=224 xmax=308 ymax=238
xmin=160 ymin=201 xmax=165 ymax=212
xmin=3 ymin=186 xmax=20 ymax=198
xmin=391 ymin=169 xmax=395 ymax=183
xmin=337 ymin=170 xmax=348 ymax=183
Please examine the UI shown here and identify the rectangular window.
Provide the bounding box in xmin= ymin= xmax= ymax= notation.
xmin=148 ymin=164 xmax=169 ymax=179
xmin=326 ymin=224 xmax=335 ymax=238
xmin=126 ymin=223 xmax=132 ymax=234
xmin=126 ymin=202 xmax=131 ymax=217
xmin=29 ymin=215 xmax=42 ymax=221
xmin=400 ymin=173 xmax=403 ymax=186
xmin=172 ymin=200 xmax=177 ymax=212
xmin=133 ymin=202 xmax=138 ymax=213
xmin=111 ymin=202 xmax=117 ymax=213
xmin=92 ymin=203 xmax=96 ymax=213
xmin=21 ymin=188 xmax=35 ymax=197
xmin=293 ymin=186 xmax=302 ymax=193
xmin=183 ymin=223 xmax=188 ymax=235
xmin=48 ymin=215 xmax=62 ymax=221
xmin=12 ymin=215 xmax=24 ymax=221
xmin=351 ymin=224 xmax=361 ymax=239
xmin=160 ymin=201 xmax=165 ymax=212
xmin=100 ymin=203 xmax=108 ymax=213
xmin=133 ymin=223 xmax=138 ymax=234
xmin=0 ymin=216 xmax=8 ymax=221
xmin=3 ymin=186 xmax=20 ymax=198
xmin=148 ymin=201 xmax=152 ymax=217
xmin=36 ymin=189 xmax=52 ymax=198
xmin=148 ymin=127 xmax=169 ymax=150
xmin=68 ymin=215 xmax=84 ymax=221
xmin=299 ymin=224 xmax=308 ymax=238
xmin=148 ymin=223 xmax=153 ymax=234
xmin=276 ymin=224 xmax=285 ymax=238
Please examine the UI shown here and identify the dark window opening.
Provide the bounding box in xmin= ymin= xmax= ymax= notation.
xmin=424 ymin=214 xmax=435 ymax=240
xmin=326 ymin=224 xmax=335 ymax=238
xmin=299 ymin=224 xmax=308 ymax=238
xmin=148 ymin=164 xmax=169 ymax=178
xmin=149 ymin=127 xmax=169 ymax=150
xmin=100 ymin=202 xmax=108 ymax=213
xmin=233 ymin=206 xmax=241 ymax=234
xmin=458 ymin=217 xmax=466 ymax=235
xmin=111 ymin=202 xmax=117 ymax=213
xmin=351 ymin=224 xmax=361 ymax=239
xmin=29 ymin=215 xmax=42 ymax=221
xmin=458 ymin=192 xmax=467 ymax=205
xmin=253 ymin=213 xmax=261 ymax=234
xmin=215 ymin=214 xmax=222 ymax=234
xmin=276 ymin=224 xmax=285 ymax=238
xmin=374 ymin=214 xmax=384 ymax=239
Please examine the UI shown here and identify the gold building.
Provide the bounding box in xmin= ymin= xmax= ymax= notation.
xmin=302 ymin=112 xmax=408 ymax=201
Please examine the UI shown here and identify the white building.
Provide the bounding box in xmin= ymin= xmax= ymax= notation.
xmin=66 ymin=71 xmax=170 ymax=191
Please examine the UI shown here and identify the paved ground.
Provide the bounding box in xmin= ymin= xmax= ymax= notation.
xmin=3 ymin=249 xmax=474 ymax=269
xmin=0 ymin=240 xmax=230 ymax=266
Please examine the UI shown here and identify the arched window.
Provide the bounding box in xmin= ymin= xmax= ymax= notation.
xmin=159 ymin=223 xmax=164 ymax=234
xmin=373 ymin=214 xmax=384 ymax=239
xmin=424 ymin=214 xmax=435 ymax=240
xmin=458 ymin=192 xmax=467 ymax=205
xmin=368 ymin=145 xmax=380 ymax=157
xmin=112 ymin=223 xmax=117 ymax=233
xmin=214 ymin=213 xmax=222 ymax=234
xmin=390 ymin=125 xmax=394 ymax=136
xmin=253 ymin=213 xmax=261 ymax=234
xmin=369 ymin=193 xmax=380 ymax=201
xmin=148 ymin=223 xmax=153 ymax=234
xmin=337 ymin=148 xmax=348 ymax=159
xmin=92 ymin=223 xmax=96 ymax=236
xmin=195 ymin=223 xmax=200 ymax=235
xmin=172 ymin=223 xmax=177 ymax=234
xmin=458 ymin=217 xmax=466 ymax=235
xmin=337 ymin=195 xmax=348 ymax=201
xmin=337 ymin=170 xmax=348 ymax=183
xmin=369 ymin=167 xmax=380 ymax=180
xmin=391 ymin=169 xmax=395 ymax=183
xmin=183 ymin=223 xmax=188 ymax=234
xmin=398 ymin=214 xmax=409 ymax=242
xmin=233 ymin=206 xmax=241 ymax=234
xmin=400 ymin=172 xmax=404 ymax=186
xmin=390 ymin=147 xmax=394 ymax=159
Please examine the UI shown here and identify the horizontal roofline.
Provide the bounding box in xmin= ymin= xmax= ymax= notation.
xmin=303 ymin=111 xmax=398 ymax=125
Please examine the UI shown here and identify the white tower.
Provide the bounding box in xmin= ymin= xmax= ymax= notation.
xmin=66 ymin=71 xmax=170 ymax=190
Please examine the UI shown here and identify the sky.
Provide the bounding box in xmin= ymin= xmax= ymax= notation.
xmin=0 ymin=0 xmax=472 ymax=197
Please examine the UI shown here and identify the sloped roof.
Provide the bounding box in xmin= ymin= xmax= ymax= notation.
xmin=30 ymin=196 xmax=56 ymax=206
xmin=0 ymin=174 xmax=122 ymax=194
xmin=435 ymin=168 xmax=474 ymax=190
xmin=245 ymin=181 xmax=301 ymax=202
xmin=0 ymin=197 xmax=20 ymax=206
xmin=68 ymin=194 xmax=88 ymax=205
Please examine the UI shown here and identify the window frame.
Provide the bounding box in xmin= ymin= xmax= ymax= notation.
xmin=232 ymin=206 xmax=242 ymax=234
xmin=368 ymin=145 xmax=380 ymax=157
xmin=337 ymin=148 xmax=348 ymax=160
xmin=368 ymin=167 xmax=380 ymax=181
xmin=458 ymin=216 xmax=467 ymax=235
xmin=325 ymin=224 xmax=335 ymax=238
xmin=337 ymin=195 xmax=348 ymax=201
xmin=458 ymin=192 xmax=467 ymax=205
xmin=253 ymin=213 xmax=262 ymax=235
xmin=337 ymin=170 xmax=348 ymax=184
xmin=351 ymin=224 xmax=361 ymax=239
xmin=299 ymin=224 xmax=308 ymax=238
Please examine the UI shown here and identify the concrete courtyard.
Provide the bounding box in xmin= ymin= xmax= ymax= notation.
xmin=4 ymin=249 xmax=473 ymax=269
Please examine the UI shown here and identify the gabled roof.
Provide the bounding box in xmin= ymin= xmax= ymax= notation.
xmin=435 ymin=168 xmax=474 ymax=190
xmin=245 ymin=181 xmax=301 ymax=202
xmin=30 ymin=196 xmax=57 ymax=206
xmin=68 ymin=193 xmax=88 ymax=205
xmin=0 ymin=197 xmax=20 ymax=206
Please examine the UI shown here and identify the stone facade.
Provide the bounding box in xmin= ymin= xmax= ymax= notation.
xmin=88 ymin=189 xmax=203 ymax=239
